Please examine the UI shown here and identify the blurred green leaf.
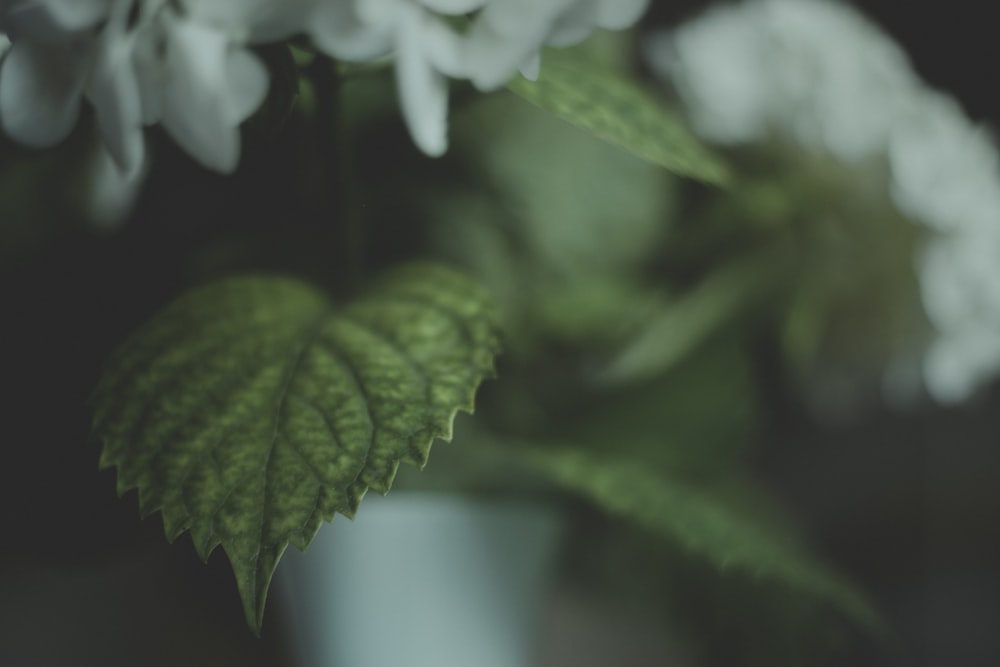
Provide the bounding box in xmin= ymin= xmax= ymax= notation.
xmin=563 ymin=339 xmax=758 ymax=475
xmin=93 ymin=263 xmax=501 ymax=632
xmin=598 ymin=242 xmax=794 ymax=384
xmin=448 ymin=92 xmax=676 ymax=277
xmin=518 ymin=445 xmax=881 ymax=631
xmin=508 ymin=53 xmax=730 ymax=185
xmin=434 ymin=91 xmax=678 ymax=354
xmin=529 ymin=277 xmax=664 ymax=347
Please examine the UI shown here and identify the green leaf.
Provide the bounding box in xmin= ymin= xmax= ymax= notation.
xmin=93 ymin=263 xmax=501 ymax=632
xmin=598 ymin=242 xmax=794 ymax=385
xmin=448 ymin=92 xmax=677 ymax=276
xmin=562 ymin=339 xmax=758 ymax=475
xmin=518 ymin=446 xmax=882 ymax=631
xmin=507 ymin=53 xmax=730 ymax=185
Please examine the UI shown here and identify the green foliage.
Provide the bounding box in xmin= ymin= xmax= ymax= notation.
xmin=93 ymin=263 xmax=501 ymax=632
xmin=432 ymin=91 xmax=676 ymax=354
xmin=518 ymin=445 xmax=881 ymax=631
xmin=599 ymin=242 xmax=795 ymax=384
xmin=507 ymin=52 xmax=731 ymax=185
xmin=450 ymin=91 xmax=675 ymax=277
xmin=557 ymin=340 xmax=758 ymax=475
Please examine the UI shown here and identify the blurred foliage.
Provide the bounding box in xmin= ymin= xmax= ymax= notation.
xmin=518 ymin=445 xmax=879 ymax=630
xmin=509 ymin=49 xmax=731 ymax=185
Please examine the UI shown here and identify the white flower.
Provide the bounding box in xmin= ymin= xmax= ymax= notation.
xmin=650 ymin=0 xmax=1000 ymax=405
xmin=309 ymin=0 xmax=481 ymax=157
xmin=388 ymin=3 xmax=470 ymax=156
xmin=130 ymin=4 xmax=270 ymax=173
xmin=464 ymin=0 xmax=649 ymax=90
xmin=304 ymin=0 xmax=647 ymax=157
xmin=1 ymin=0 xmax=652 ymax=164
xmin=887 ymin=137 xmax=1000 ymax=403
xmin=647 ymin=0 xmax=917 ymax=162
xmin=0 ymin=0 xmax=103 ymax=149
xmin=890 ymin=91 xmax=1000 ymax=233
xmin=924 ymin=328 xmax=1000 ymax=405
xmin=886 ymin=82 xmax=1000 ymax=405
xmin=645 ymin=4 xmax=769 ymax=144
xmin=0 ymin=0 xmax=280 ymax=175
xmin=86 ymin=142 xmax=147 ymax=228
xmin=2 ymin=1 xmax=111 ymax=33
xmin=917 ymin=232 xmax=1000 ymax=335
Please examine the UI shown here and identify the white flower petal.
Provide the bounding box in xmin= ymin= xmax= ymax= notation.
xmin=546 ymin=0 xmax=649 ymax=47
xmin=646 ymin=15 xmax=771 ymax=144
xmin=309 ymin=0 xmax=393 ymax=61
xmin=182 ymin=0 xmax=315 ymax=43
xmin=547 ymin=4 xmax=597 ymax=49
xmin=86 ymin=142 xmax=147 ymax=229
xmin=419 ymin=0 xmax=486 ymax=14
xmin=223 ymin=48 xmax=269 ymax=124
xmin=478 ymin=0 xmax=572 ymax=38
xmin=0 ymin=38 xmax=86 ymax=146
xmin=38 ymin=0 xmax=110 ymax=30
xmin=463 ymin=18 xmax=541 ymax=91
xmin=418 ymin=12 xmax=466 ymax=78
xmin=924 ymin=329 xmax=1000 ymax=404
xmin=1 ymin=1 xmax=104 ymax=43
xmin=518 ymin=52 xmax=540 ymax=81
xmin=890 ymin=92 xmax=1000 ymax=232
xmin=86 ymin=5 xmax=144 ymax=176
xmin=917 ymin=239 xmax=977 ymax=333
xmin=594 ymin=0 xmax=648 ymax=29
xmin=158 ymin=16 xmax=254 ymax=173
xmin=356 ymin=0 xmax=406 ymax=25
xmin=652 ymin=0 xmax=917 ymax=158
xmin=131 ymin=28 xmax=164 ymax=126
xmin=395 ymin=4 xmax=448 ymax=156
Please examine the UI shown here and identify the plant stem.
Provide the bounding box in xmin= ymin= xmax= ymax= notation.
xmin=308 ymin=54 xmax=365 ymax=297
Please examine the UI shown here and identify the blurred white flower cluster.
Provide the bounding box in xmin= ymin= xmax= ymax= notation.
xmin=894 ymin=96 xmax=1000 ymax=404
xmin=0 ymin=0 xmax=648 ymax=174
xmin=646 ymin=0 xmax=1000 ymax=404
xmin=646 ymin=0 xmax=919 ymax=163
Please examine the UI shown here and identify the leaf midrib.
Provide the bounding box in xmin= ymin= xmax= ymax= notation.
xmin=249 ymin=314 xmax=331 ymax=588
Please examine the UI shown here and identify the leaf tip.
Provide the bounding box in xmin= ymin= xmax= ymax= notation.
xmin=230 ymin=544 xmax=286 ymax=636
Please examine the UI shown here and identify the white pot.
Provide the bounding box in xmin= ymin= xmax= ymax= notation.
xmin=276 ymin=492 xmax=564 ymax=667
